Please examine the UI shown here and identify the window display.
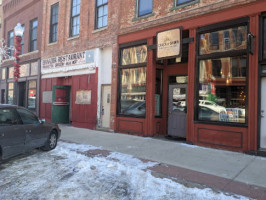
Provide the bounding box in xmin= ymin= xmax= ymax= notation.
xmin=197 ymin=22 xmax=248 ymax=124
xmin=119 ymin=67 xmax=146 ymax=117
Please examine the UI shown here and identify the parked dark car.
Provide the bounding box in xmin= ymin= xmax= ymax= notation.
xmin=0 ymin=105 xmax=61 ymax=161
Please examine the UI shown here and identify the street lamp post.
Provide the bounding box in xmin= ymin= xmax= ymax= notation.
xmin=13 ymin=23 xmax=24 ymax=105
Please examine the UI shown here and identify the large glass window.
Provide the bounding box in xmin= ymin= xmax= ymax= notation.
xmin=121 ymin=45 xmax=147 ymax=66
xmin=1 ymin=68 xmax=6 ymax=80
xmin=8 ymin=67 xmax=14 ymax=79
xmin=200 ymin=26 xmax=247 ymax=55
xmin=28 ymin=80 xmax=37 ymax=110
xmin=8 ymin=83 xmax=14 ymax=104
xmin=119 ymin=67 xmax=146 ymax=117
xmin=70 ymin=0 xmax=80 ymax=37
xmin=96 ymin=0 xmax=108 ymax=29
xmin=197 ymin=22 xmax=248 ymax=124
xmin=30 ymin=62 xmax=38 ymax=76
xmin=7 ymin=30 xmax=14 ymax=58
xmin=118 ymin=44 xmax=147 ymax=117
xmin=30 ymin=19 xmax=38 ymax=52
xmin=50 ymin=3 xmax=59 ymax=43
xmin=138 ymin=0 xmax=153 ymax=17
xmin=20 ymin=64 xmax=30 ymax=77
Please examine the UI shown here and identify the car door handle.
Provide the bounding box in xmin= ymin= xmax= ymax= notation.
xmin=1 ymin=133 xmax=4 ymax=137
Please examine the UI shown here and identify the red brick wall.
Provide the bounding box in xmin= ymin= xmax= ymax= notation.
xmin=41 ymin=0 xmax=119 ymax=59
xmin=2 ymin=0 xmax=43 ymax=65
xmin=41 ymin=0 xmax=119 ymax=129
xmin=118 ymin=0 xmax=258 ymax=35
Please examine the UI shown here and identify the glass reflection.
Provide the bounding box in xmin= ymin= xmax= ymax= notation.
xmin=120 ymin=67 xmax=146 ymax=117
xmin=121 ymin=45 xmax=147 ymax=65
xmin=172 ymin=87 xmax=186 ymax=112
xmin=28 ymin=80 xmax=37 ymax=110
xmin=8 ymin=83 xmax=14 ymax=104
xmin=200 ymin=26 xmax=247 ymax=55
xmin=198 ymin=56 xmax=246 ymax=123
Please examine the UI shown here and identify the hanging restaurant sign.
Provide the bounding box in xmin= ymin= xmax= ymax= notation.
xmin=157 ymin=27 xmax=182 ymax=59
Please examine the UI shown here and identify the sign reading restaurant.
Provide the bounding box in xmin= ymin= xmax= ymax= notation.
xmin=157 ymin=27 xmax=182 ymax=59
xmin=41 ymin=50 xmax=96 ymax=74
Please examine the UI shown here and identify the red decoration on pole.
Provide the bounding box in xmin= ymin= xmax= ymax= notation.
xmin=13 ymin=36 xmax=22 ymax=81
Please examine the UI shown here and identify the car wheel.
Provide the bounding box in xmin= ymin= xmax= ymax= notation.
xmin=42 ymin=130 xmax=58 ymax=151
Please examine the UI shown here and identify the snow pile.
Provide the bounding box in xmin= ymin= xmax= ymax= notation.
xmin=0 ymin=142 xmax=251 ymax=200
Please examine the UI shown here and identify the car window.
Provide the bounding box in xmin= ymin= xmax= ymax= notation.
xmin=17 ymin=108 xmax=40 ymax=125
xmin=0 ymin=108 xmax=22 ymax=126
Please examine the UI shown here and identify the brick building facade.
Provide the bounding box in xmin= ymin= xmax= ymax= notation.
xmin=0 ymin=0 xmax=43 ymax=116
xmin=1 ymin=0 xmax=266 ymax=154
xmin=40 ymin=0 xmax=119 ymax=129
xmin=114 ymin=0 xmax=266 ymax=154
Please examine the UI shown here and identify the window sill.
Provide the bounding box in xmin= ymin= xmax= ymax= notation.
xmin=47 ymin=41 xmax=58 ymax=46
xmin=194 ymin=120 xmax=248 ymax=128
xmin=92 ymin=26 xmax=108 ymax=34
xmin=170 ymin=0 xmax=200 ymax=11
xmin=132 ymin=13 xmax=154 ymax=22
xmin=67 ymin=35 xmax=79 ymax=41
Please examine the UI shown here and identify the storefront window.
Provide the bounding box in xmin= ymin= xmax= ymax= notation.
xmin=8 ymin=67 xmax=14 ymax=79
xmin=28 ymin=80 xmax=37 ymax=110
xmin=121 ymin=45 xmax=147 ymax=66
xmin=200 ymin=26 xmax=247 ymax=55
xmin=1 ymin=68 xmax=6 ymax=80
xmin=118 ymin=43 xmax=147 ymax=117
xmin=8 ymin=83 xmax=14 ymax=104
xmin=119 ymin=67 xmax=146 ymax=117
xmin=20 ymin=64 xmax=30 ymax=77
xmin=31 ymin=62 xmax=38 ymax=76
xmin=197 ymin=21 xmax=248 ymax=124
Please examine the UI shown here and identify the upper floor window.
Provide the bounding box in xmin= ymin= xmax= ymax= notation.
xmin=21 ymin=25 xmax=25 ymax=55
xmin=138 ymin=0 xmax=153 ymax=17
xmin=96 ymin=0 xmax=108 ymax=29
xmin=7 ymin=30 xmax=14 ymax=57
xmin=50 ymin=3 xmax=59 ymax=43
xmin=70 ymin=0 xmax=80 ymax=37
xmin=176 ymin=0 xmax=196 ymax=7
xmin=30 ymin=19 xmax=38 ymax=52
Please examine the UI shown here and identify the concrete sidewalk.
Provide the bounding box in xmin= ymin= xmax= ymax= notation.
xmin=59 ymin=124 xmax=266 ymax=199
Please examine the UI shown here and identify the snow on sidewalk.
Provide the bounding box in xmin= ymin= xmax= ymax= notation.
xmin=0 ymin=142 xmax=252 ymax=200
